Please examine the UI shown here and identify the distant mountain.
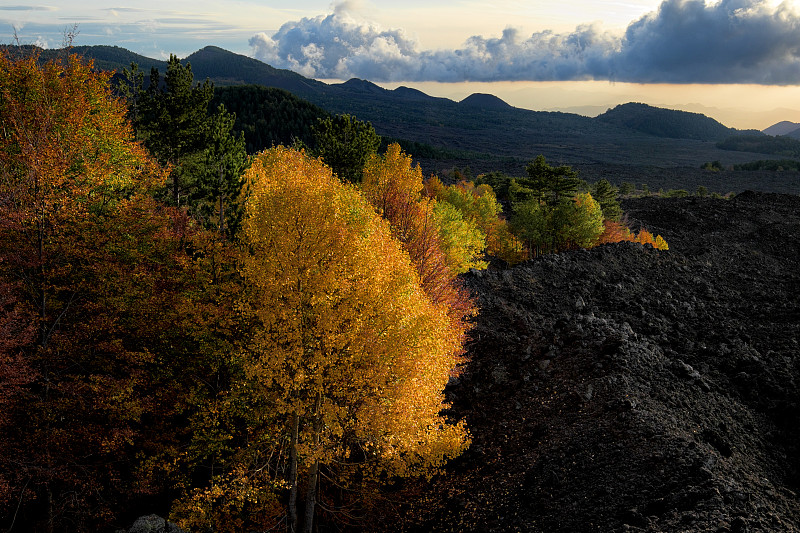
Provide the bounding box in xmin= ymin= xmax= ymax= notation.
xmin=33 ymin=44 xmax=788 ymax=175
xmin=392 ymin=86 xmax=439 ymax=101
xmin=185 ymin=46 xmax=328 ymax=95
xmin=785 ymin=127 xmax=800 ymax=140
xmin=597 ymin=102 xmax=738 ymax=141
xmin=763 ymin=121 xmax=800 ymax=136
xmin=3 ymin=44 xmax=169 ymax=74
xmin=460 ymin=93 xmax=512 ymax=110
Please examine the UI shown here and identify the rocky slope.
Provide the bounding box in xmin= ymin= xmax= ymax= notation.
xmin=388 ymin=191 xmax=800 ymax=532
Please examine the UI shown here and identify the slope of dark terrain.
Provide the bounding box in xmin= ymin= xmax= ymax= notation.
xmin=387 ymin=192 xmax=800 ymax=532
xmin=597 ymin=103 xmax=742 ymax=141
xmin=55 ymin=44 xmax=797 ymax=184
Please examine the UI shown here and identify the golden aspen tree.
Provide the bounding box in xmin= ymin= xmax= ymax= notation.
xmin=361 ymin=143 xmax=475 ymax=329
xmin=189 ymin=146 xmax=469 ymax=533
xmin=425 ymin=177 xmax=525 ymax=265
xmin=559 ymin=192 xmax=605 ymax=249
xmin=432 ymin=200 xmax=488 ymax=273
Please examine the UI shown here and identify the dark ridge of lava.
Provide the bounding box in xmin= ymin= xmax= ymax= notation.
xmin=385 ymin=191 xmax=800 ymax=533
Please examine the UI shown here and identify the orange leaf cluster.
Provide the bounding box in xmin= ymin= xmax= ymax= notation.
xmin=0 ymin=49 xmax=226 ymax=530
xmin=362 ymin=144 xmax=475 ymax=329
xmin=596 ymin=220 xmax=669 ymax=250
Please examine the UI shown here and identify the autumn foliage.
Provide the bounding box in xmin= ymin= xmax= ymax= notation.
xmin=0 ymin=49 xmax=238 ymax=531
xmin=361 ymin=144 xmax=475 ymax=326
xmin=172 ymin=147 xmax=470 ymax=533
xmin=425 ymin=176 xmax=525 ymax=265
xmin=0 ymin=46 xmax=677 ymax=533
xmin=597 ymin=220 xmax=669 ymax=250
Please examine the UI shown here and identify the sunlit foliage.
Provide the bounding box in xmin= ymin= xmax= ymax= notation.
xmin=361 ymin=144 xmax=476 ymax=324
xmin=0 ymin=48 xmax=218 ymax=531
xmin=426 ymin=176 xmax=525 ymax=265
xmin=175 ymin=146 xmax=469 ymax=533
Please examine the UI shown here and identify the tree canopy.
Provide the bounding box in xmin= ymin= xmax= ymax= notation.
xmin=179 ymin=146 xmax=470 ymax=533
xmin=0 ymin=48 xmax=224 ymax=531
xmin=120 ymin=55 xmax=248 ymax=236
xmin=311 ymin=114 xmax=381 ymax=182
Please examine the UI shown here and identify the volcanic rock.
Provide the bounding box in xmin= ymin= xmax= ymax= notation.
xmin=388 ymin=192 xmax=800 ymax=532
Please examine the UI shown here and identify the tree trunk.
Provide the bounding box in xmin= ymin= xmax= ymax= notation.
xmin=302 ymin=458 xmax=319 ymax=533
xmin=288 ymin=412 xmax=299 ymax=533
xmin=301 ymin=395 xmax=322 ymax=533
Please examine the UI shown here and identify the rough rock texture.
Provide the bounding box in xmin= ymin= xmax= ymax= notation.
xmin=120 ymin=514 xmax=187 ymax=533
xmin=393 ymin=191 xmax=800 ymax=532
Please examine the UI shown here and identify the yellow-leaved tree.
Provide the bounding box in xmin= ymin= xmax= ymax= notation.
xmin=177 ymin=146 xmax=469 ymax=533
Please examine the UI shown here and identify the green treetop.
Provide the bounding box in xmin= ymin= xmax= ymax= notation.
xmin=311 ymin=114 xmax=381 ymax=183
xmin=119 ymin=56 xmax=248 ymax=237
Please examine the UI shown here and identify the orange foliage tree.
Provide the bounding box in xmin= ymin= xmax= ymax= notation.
xmin=361 ymin=144 xmax=475 ymax=325
xmin=0 ymin=49 xmax=228 ymax=531
xmin=596 ymin=221 xmax=669 ymax=251
xmin=175 ymin=147 xmax=470 ymax=533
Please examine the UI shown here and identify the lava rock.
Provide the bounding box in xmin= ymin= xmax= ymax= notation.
xmin=389 ymin=192 xmax=800 ymax=532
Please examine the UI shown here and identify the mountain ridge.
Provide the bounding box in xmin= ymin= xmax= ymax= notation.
xmin=763 ymin=120 xmax=800 ymax=136
xmin=26 ymin=44 xmax=799 ymax=191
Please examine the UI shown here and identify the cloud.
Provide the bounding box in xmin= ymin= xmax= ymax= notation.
xmin=0 ymin=5 xmax=57 ymax=11
xmin=250 ymin=0 xmax=800 ymax=84
xmin=616 ymin=0 xmax=800 ymax=83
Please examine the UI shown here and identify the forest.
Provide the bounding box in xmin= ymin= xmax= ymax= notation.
xmin=1 ymin=50 xmax=671 ymax=532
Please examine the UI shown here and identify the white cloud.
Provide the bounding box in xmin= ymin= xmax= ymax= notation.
xmin=250 ymin=0 xmax=800 ymax=84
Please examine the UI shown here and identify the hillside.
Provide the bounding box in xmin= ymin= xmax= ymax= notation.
xmin=596 ymin=102 xmax=739 ymax=141
xmin=460 ymin=93 xmax=513 ymax=110
xmin=47 ymin=43 xmax=800 ymax=191
xmin=383 ymin=192 xmax=800 ymax=532
xmin=32 ymin=44 xmax=168 ymax=73
xmin=186 ymin=46 xmax=329 ymax=95
xmin=717 ymin=134 xmax=800 ymax=158
xmin=212 ymin=85 xmax=329 ymax=152
xmin=763 ymin=121 xmax=800 ymax=136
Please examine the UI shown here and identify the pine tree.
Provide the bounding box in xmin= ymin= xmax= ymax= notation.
xmin=126 ymin=55 xmax=247 ymax=220
xmin=522 ymin=154 xmax=582 ymax=206
xmin=311 ymin=114 xmax=381 ymax=182
xmin=591 ymin=179 xmax=622 ymax=221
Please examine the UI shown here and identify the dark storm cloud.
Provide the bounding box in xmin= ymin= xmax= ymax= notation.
xmin=249 ymin=0 xmax=800 ymax=84
xmin=616 ymin=0 xmax=800 ymax=83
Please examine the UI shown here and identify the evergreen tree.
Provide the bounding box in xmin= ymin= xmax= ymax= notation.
xmin=138 ymin=55 xmax=215 ymax=206
xmin=311 ymin=114 xmax=381 ymax=182
xmin=511 ymin=155 xmax=592 ymax=256
xmin=618 ymin=182 xmax=635 ymax=196
xmin=521 ymin=155 xmax=582 ymax=206
xmin=195 ymin=105 xmax=250 ymax=238
xmin=118 ymin=56 xmax=248 ymax=234
xmin=591 ymin=179 xmax=622 ymax=221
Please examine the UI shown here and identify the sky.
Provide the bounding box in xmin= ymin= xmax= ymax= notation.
xmin=4 ymin=0 xmax=800 ymax=129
